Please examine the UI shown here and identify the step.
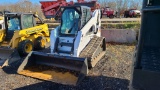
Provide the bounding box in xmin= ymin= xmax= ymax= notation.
xmin=59 ymin=42 xmax=73 ymax=47
xmin=57 ymin=50 xmax=72 ymax=54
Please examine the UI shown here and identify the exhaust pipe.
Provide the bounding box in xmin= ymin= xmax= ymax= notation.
xmin=0 ymin=48 xmax=20 ymax=68
xmin=18 ymin=51 xmax=88 ymax=85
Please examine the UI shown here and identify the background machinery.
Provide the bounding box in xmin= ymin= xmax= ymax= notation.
xmin=40 ymin=0 xmax=100 ymax=19
xmin=0 ymin=13 xmax=50 ymax=68
xmin=130 ymin=0 xmax=160 ymax=89
xmin=101 ymin=7 xmax=117 ymax=19
xmin=17 ymin=5 xmax=106 ymax=85
xmin=124 ymin=8 xmax=141 ymax=18
xmin=40 ymin=0 xmax=74 ymax=19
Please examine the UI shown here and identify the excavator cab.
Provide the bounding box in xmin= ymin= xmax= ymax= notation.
xmin=130 ymin=0 xmax=160 ymax=89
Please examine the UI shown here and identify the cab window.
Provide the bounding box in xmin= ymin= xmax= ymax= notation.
xmin=60 ymin=9 xmax=80 ymax=35
xmin=22 ymin=15 xmax=34 ymax=29
xmin=8 ymin=17 xmax=20 ymax=31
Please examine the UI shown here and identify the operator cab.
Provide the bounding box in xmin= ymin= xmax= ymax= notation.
xmin=53 ymin=6 xmax=92 ymax=54
xmin=4 ymin=13 xmax=43 ymax=41
xmin=60 ymin=8 xmax=80 ymax=35
xmin=56 ymin=6 xmax=91 ymax=36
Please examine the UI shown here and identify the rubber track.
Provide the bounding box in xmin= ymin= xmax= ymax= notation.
xmin=79 ymin=36 xmax=104 ymax=67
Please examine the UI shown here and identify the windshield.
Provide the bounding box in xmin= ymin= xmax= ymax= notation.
xmin=23 ymin=15 xmax=34 ymax=29
xmin=8 ymin=17 xmax=20 ymax=31
xmin=60 ymin=9 xmax=80 ymax=35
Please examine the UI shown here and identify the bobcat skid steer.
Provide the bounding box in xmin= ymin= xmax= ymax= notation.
xmin=17 ymin=6 xmax=106 ymax=85
xmin=130 ymin=0 xmax=160 ymax=90
xmin=0 ymin=13 xmax=50 ymax=68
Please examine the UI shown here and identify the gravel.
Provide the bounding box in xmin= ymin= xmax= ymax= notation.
xmin=0 ymin=43 xmax=135 ymax=90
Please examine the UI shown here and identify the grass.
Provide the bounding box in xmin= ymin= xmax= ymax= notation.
xmin=102 ymin=22 xmax=141 ymax=30
xmin=46 ymin=19 xmax=141 ymax=30
xmin=105 ymin=43 xmax=136 ymax=79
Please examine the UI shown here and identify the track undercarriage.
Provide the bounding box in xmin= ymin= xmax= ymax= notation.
xmin=80 ymin=36 xmax=106 ymax=68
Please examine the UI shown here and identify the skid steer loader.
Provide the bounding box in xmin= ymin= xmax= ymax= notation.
xmin=130 ymin=0 xmax=160 ymax=90
xmin=17 ymin=5 xmax=106 ymax=85
xmin=0 ymin=13 xmax=50 ymax=68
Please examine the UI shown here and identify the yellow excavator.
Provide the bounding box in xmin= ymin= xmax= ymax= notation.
xmin=0 ymin=12 xmax=50 ymax=68
xmin=17 ymin=5 xmax=106 ymax=85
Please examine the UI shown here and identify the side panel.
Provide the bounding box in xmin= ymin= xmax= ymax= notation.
xmin=19 ymin=24 xmax=49 ymax=37
xmin=74 ymin=9 xmax=101 ymax=57
xmin=96 ymin=10 xmax=101 ymax=37
xmin=74 ymin=9 xmax=95 ymax=56
xmin=50 ymin=26 xmax=59 ymax=53
xmin=74 ymin=31 xmax=91 ymax=57
xmin=10 ymin=24 xmax=49 ymax=48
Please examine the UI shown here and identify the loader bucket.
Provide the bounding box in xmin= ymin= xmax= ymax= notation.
xmin=0 ymin=48 xmax=20 ymax=68
xmin=17 ymin=51 xmax=88 ymax=86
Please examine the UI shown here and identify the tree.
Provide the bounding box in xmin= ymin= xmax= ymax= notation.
xmin=98 ymin=0 xmax=142 ymax=16
xmin=0 ymin=0 xmax=44 ymax=18
xmin=107 ymin=1 xmax=117 ymax=10
xmin=129 ymin=0 xmax=142 ymax=10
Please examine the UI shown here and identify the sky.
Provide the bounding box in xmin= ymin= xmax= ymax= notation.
xmin=0 ymin=0 xmax=73 ymax=4
xmin=0 ymin=0 xmax=40 ymax=4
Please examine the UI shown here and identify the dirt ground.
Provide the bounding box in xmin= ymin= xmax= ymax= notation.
xmin=0 ymin=43 xmax=135 ymax=90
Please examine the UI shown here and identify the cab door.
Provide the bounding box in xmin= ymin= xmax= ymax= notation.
xmin=5 ymin=15 xmax=21 ymax=41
